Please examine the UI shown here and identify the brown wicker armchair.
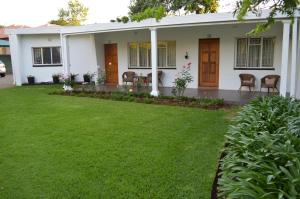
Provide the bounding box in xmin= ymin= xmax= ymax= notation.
xmin=147 ymin=71 xmax=163 ymax=86
xmin=260 ymin=75 xmax=280 ymax=93
xmin=239 ymin=74 xmax=256 ymax=91
xmin=122 ymin=71 xmax=137 ymax=85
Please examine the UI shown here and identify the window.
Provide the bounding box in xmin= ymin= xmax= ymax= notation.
xmin=235 ymin=37 xmax=275 ymax=69
xmin=128 ymin=41 xmax=176 ymax=68
xmin=32 ymin=47 xmax=62 ymax=66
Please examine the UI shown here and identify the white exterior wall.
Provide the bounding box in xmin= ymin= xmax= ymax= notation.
xmin=68 ymin=34 xmax=98 ymax=82
xmin=94 ymin=22 xmax=283 ymax=91
xmin=13 ymin=22 xmax=297 ymax=94
xmin=9 ymin=34 xmax=23 ymax=85
xmin=20 ymin=34 xmax=63 ymax=83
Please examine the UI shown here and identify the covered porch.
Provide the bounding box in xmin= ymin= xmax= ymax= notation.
xmin=60 ymin=15 xmax=300 ymax=100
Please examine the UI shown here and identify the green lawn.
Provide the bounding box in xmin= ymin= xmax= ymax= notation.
xmin=0 ymin=86 xmax=230 ymax=198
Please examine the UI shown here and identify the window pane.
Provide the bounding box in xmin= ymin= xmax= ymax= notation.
xmin=42 ymin=48 xmax=52 ymax=64
xmin=148 ymin=48 xmax=151 ymax=67
xmin=158 ymin=47 xmax=166 ymax=67
xmin=139 ymin=43 xmax=150 ymax=67
xmin=129 ymin=43 xmax=138 ymax=67
xmin=250 ymin=38 xmax=261 ymax=45
xmin=236 ymin=38 xmax=247 ymax=67
xmin=167 ymin=41 xmax=176 ymax=66
xmin=33 ymin=48 xmax=42 ymax=64
xmin=262 ymin=38 xmax=274 ymax=67
xmin=248 ymin=45 xmax=260 ymax=68
xmin=52 ymin=47 xmax=61 ymax=64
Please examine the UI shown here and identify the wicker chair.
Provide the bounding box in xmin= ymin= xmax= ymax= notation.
xmin=239 ymin=74 xmax=256 ymax=91
xmin=260 ymin=75 xmax=280 ymax=93
xmin=147 ymin=71 xmax=163 ymax=86
xmin=122 ymin=71 xmax=137 ymax=85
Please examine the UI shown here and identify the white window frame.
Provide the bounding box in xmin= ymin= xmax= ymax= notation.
xmin=32 ymin=46 xmax=62 ymax=66
xmin=128 ymin=41 xmax=176 ymax=69
xmin=234 ymin=37 xmax=275 ymax=69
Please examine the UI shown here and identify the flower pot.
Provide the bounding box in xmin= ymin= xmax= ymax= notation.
xmin=63 ymin=84 xmax=73 ymax=91
xmin=71 ymin=75 xmax=76 ymax=82
xmin=83 ymin=75 xmax=91 ymax=83
xmin=52 ymin=76 xmax=60 ymax=84
xmin=27 ymin=76 xmax=35 ymax=84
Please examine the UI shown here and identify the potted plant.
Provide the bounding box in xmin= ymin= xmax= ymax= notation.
xmin=83 ymin=73 xmax=91 ymax=83
xmin=27 ymin=75 xmax=35 ymax=84
xmin=52 ymin=73 xmax=61 ymax=84
xmin=70 ymin=73 xmax=78 ymax=82
xmin=83 ymin=72 xmax=95 ymax=83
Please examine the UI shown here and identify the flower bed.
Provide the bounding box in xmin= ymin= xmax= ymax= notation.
xmin=218 ymin=96 xmax=300 ymax=198
xmin=50 ymin=90 xmax=227 ymax=109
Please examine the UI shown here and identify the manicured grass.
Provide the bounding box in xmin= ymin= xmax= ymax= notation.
xmin=0 ymin=86 xmax=230 ymax=198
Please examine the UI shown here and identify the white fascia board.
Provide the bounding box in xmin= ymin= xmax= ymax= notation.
xmin=5 ymin=26 xmax=62 ymax=35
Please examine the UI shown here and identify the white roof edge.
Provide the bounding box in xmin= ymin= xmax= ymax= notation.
xmin=5 ymin=9 xmax=300 ymax=35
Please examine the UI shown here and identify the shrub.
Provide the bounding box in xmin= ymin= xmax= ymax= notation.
xmin=219 ymin=96 xmax=300 ymax=199
xmin=97 ymin=70 xmax=106 ymax=85
xmin=172 ymin=62 xmax=193 ymax=97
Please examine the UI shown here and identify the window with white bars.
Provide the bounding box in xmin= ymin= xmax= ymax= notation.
xmin=235 ymin=37 xmax=275 ymax=69
xmin=32 ymin=47 xmax=62 ymax=66
xmin=128 ymin=41 xmax=176 ymax=68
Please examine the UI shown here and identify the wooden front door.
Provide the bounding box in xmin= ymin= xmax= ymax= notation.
xmin=198 ymin=39 xmax=219 ymax=88
xmin=105 ymin=44 xmax=118 ymax=85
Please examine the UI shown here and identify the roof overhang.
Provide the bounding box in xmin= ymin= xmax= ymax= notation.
xmin=5 ymin=9 xmax=300 ymax=36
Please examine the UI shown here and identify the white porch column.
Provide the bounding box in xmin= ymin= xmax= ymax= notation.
xmin=290 ymin=18 xmax=298 ymax=97
xmin=150 ymin=28 xmax=159 ymax=96
xmin=89 ymin=34 xmax=98 ymax=83
xmin=296 ymin=19 xmax=300 ymax=99
xmin=9 ymin=34 xmax=22 ymax=86
xmin=61 ymin=34 xmax=70 ymax=76
xmin=280 ymin=20 xmax=291 ymax=97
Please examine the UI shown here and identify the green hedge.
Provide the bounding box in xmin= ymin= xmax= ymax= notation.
xmin=219 ymin=96 xmax=300 ymax=199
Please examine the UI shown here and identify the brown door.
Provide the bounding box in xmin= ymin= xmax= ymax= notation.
xmin=105 ymin=44 xmax=118 ymax=85
xmin=198 ymin=39 xmax=219 ymax=88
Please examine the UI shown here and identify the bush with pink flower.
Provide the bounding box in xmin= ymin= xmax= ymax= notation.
xmin=172 ymin=62 xmax=193 ymax=97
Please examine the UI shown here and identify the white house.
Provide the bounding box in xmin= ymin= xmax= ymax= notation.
xmin=6 ymin=10 xmax=300 ymax=98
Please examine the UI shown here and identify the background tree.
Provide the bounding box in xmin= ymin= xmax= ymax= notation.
xmin=112 ymin=0 xmax=219 ymax=23
xmin=170 ymin=0 xmax=219 ymax=14
xmin=235 ymin=0 xmax=300 ymax=34
xmin=49 ymin=0 xmax=89 ymax=26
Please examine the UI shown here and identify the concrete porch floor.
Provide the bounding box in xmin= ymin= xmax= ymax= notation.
xmin=87 ymin=85 xmax=277 ymax=105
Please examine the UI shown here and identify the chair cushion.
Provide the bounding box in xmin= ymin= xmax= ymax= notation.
xmin=243 ymin=80 xmax=253 ymax=84
xmin=265 ymin=77 xmax=275 ymax=86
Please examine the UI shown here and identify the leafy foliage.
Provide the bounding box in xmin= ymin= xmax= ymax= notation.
xmin=219 ymin=96 xmax=300 ymax=198
xmin=112 ymin=0 xmax=219 ymax=23
xmin=235 ymin=0 xmax=299 ymax=34
xmin=172 ymin=62 xmax=193 ymax=97
xmin=130 ymin=6 xmax=167 ymax=22
xmin=129 ymin=0 xmax=219 ymax=16
xmin=49 ymin=0 xmax=89 ymax=26
xmin=171 ymin=0 xmax=219 ymax=14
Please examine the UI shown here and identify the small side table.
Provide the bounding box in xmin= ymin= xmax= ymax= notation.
xmin=136 ymin=76 xmax=148 ymax=86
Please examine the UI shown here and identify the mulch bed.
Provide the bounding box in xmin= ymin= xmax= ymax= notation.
xmin=50 ymin=90 xmax=231 ymax=110
xmin=211 ymin=151 xmax=226 ymax=199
